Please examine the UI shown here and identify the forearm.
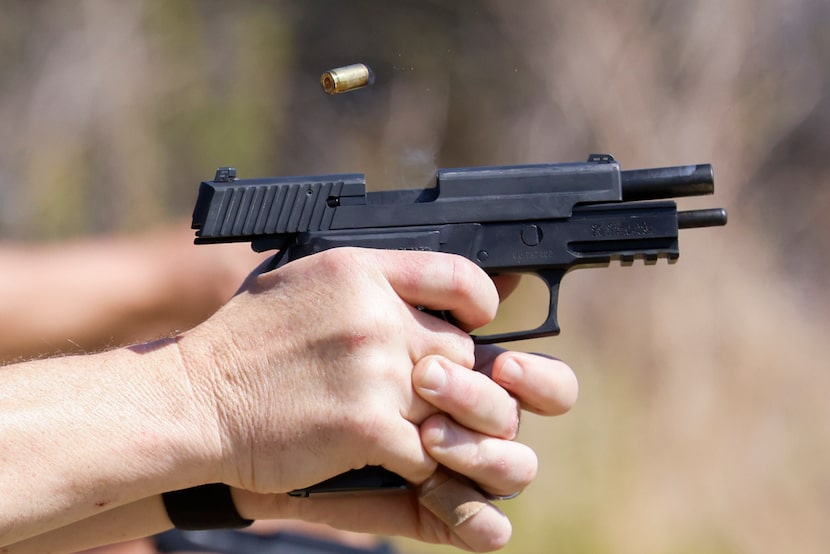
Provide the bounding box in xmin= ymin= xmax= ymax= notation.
xmin=4 ymin=491 xmax=382 ymax=554
xmin=0 ymin=339 xmax=220 ymax=546
xmin=3 ymin=496 xmax=170 ymax=554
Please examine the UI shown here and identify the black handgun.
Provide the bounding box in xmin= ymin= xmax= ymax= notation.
xmin=191 ymin=154 xmax=726 ymax=495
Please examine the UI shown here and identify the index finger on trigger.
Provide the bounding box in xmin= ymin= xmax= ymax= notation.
xmin=492 ymin=274 xmax=522 ymax=302
xmin=377 ymin=250 xmax=499 ymax=331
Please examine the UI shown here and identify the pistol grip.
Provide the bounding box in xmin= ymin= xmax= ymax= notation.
xmin=288 ymin=466 xmax=409 ymax=497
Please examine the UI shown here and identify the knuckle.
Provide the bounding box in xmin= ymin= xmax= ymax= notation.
xmin=445 ymin=255 xmax=477 ymax=296
xmin=436 ymin=334 xmax=476 ymax=371
xmin=314 ymin=247 xmax=361 ymax=277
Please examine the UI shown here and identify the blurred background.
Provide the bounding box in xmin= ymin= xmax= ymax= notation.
xmin=0 ymin=0 xmax=827 ymax=552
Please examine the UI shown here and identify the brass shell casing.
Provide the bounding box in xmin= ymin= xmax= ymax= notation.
xmin=320 ymin=63 xmax=374 ymax=94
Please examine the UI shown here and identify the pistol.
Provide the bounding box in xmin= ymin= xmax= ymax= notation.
xmin=191 ymin=154 xmax=727 ymax=495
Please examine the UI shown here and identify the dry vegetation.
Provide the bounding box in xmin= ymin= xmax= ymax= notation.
xmin=0 ymin=1 xmax=827 ymax=552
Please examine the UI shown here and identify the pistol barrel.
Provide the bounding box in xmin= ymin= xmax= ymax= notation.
xmin=622 ymin=164 xmax=714 ymax=201
xmin=678 ymin=208 xmax=728 ymax=229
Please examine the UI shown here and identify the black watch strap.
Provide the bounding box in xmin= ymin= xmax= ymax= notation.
xmin=162 ymin=483 xmax=254 ymax=530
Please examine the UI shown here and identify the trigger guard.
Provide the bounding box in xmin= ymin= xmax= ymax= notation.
xmin=471 ymin=269 xmax=565 ymax=344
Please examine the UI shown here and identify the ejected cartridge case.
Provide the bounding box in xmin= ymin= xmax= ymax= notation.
xmin=320 ymin=63 xmax=375 ymax=94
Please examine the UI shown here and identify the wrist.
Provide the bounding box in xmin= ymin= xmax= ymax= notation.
xmin=120 ymin=336 xmax=228 ymax=489
xmin=171 ymin=323 xmax=244 ymax=487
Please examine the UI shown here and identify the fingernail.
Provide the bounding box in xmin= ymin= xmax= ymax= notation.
xmin=498 ymin=358 xmax=522 ymax=386
xmin=418 ymin=360 xmax=447 ymax=392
